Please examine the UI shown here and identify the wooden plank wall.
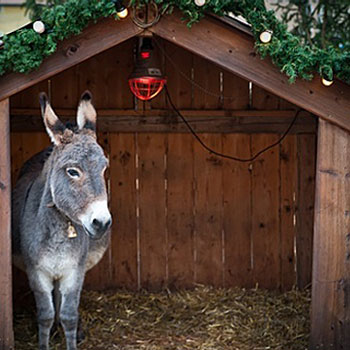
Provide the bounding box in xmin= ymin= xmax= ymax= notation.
xmin=9 ymin=131 xmax=315 ymax=292
xmin=10 ymin=37 xmax=316 ymax=291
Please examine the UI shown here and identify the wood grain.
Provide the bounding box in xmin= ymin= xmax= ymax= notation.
xmin=193 ymin=134 xmax=224 ymax=286
xmin=138 ymin=134 xmax=167 ymax=290
xmin=222 ymin=134 xmax=253 ymax=287
xmin=280 ymin=135 xmax=297 ymax=290
xmin=311 ymin=120 xmax=350 ymax=349
xmin=296 ymin=134 xmax=316 ymax=289
xmin=77 ymin=39 xmax=135 ymax=109
xmin=251 ymin=134 xmax=280 ymax=289
xmin=109 ymin=133 xmax=138 ymax=290
xmin=167 ymin=134 xmax=195 ymax=288
xmin=193 ymin=55 xmax=221 ymax=109
xmin=0 ymin=99 xmax=14 ymax=350
xmin=163 ymin=41 xmax=193 ymax=109
xmin=223 ymin=71 xmax=249 ymax=110
xmin=10 ymin=109 xmax=317 ymax=134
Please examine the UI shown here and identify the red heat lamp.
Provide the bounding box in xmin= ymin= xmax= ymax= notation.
xmin=129 ymin=38 xmax=166 ymax=101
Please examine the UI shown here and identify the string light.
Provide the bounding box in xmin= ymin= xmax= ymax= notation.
xmin=33 ymin=20 xmax=45 ymax=34
xmin=114 ymin=0 xmax=128 ymax=19
xmin=259 ymin=30 xmax=273 ymax=43
xmin=322 ymin=77 xmax=334 ymax=86
xmin=194 ymin=0 xmax=206 ymax=6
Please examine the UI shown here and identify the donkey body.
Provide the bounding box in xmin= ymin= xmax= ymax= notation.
xmin=12 ymin=92 xmax=112 ymax=350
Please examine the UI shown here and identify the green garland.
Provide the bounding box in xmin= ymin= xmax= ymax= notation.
xmin=1 ymin=0 xmax=350 ymax=84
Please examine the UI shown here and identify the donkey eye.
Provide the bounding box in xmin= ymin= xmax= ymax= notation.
xmin=66 ymin=168 xmax=81 ymax=178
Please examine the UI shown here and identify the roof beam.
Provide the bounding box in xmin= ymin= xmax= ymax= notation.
xmin=0 ymin=17 xmax=142 ymax=101
xmin=150 ymin=12 xmax=350 ymax=132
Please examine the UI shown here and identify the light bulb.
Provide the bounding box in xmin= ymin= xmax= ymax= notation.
xmin=33 ymin=20 xmax=45 ymax=34
xmin=259 ymin=30 xmax=273 ymax=43
xmin=322 ymin=77 xmax=334 ymax=86
xmin=194 ymin=0 xmax=206 ymax=6
xmin=117 ymin=7 xmax=128 ymax=19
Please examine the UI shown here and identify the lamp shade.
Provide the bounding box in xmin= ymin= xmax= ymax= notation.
xmin=129 ymin=38 xmax=166 ymax=101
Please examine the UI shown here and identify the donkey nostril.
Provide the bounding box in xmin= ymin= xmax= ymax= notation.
xmin=92 ymin=218 xmax=102 ymax=229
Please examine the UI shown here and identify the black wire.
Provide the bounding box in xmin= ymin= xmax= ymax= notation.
xmin=165 ymin=85 xmax=302 ymax=162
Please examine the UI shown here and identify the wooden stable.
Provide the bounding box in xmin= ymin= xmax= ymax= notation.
xmin=0 ymin=11 xmax=350 ymax=350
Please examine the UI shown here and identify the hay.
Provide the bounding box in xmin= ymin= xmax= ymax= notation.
xmin=14 ymin=286 xmax=310 ymax=350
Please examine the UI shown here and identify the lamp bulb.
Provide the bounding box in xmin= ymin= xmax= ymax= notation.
xmin=259 ymin=30 xmax=273 ymax=43
xmin=117 ymin=7 xmax=128 ymax=18
xmin=322 ymin=77 xmax=334 ymax=86
xmin=33 ymin=20 xmax=45 ymax=34
xmin=194 ymin=0 xmax=206 ymax=6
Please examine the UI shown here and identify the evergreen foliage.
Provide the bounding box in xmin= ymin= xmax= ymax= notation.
xmin=0 ymin=0 xmax=349 ymax=85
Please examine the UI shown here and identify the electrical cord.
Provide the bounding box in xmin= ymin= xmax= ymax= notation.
xmin=165 ymin=85 xmax=302 ymax=162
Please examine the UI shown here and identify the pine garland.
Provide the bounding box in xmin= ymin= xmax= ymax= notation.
xmin=1 ymin=0 xmax=350 ymax=84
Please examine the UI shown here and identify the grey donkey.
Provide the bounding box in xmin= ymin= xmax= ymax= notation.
xmin=12 ymin=91 xmax=112 ymax=350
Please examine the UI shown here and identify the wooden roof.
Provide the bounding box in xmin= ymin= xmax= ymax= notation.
xmin=1 ymin=11 xmax=350 ymax=131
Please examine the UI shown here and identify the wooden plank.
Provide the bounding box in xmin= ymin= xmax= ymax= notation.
xmin=163 ymin=41 xmax=193 ymax=109
xmin=280 ymin=135 xmax=297 ymax=290
xmin=149 ymin=37 xmax=167 ymax=110
xmin=78 ymin=39 xmax=135 ymax=109
xmin=10 ymin=110 xmax=317 ymax=134
xmin=167 ymin=134 xmax=195 ymax=288
xmin=192 ymin=54 xmax=221 ymax=109
xmin=150 ymin=12 xmax=350 ymax=133
xmin=311 ymin=120 xmax=350 ymax=350
xmin=10 ymin=132 xmax=23 ymax=184
xmin=10 ymin=108 xmax=316 ymax=118
xmin=193 ymin=134 xmax=223 ymax=286
xmin=138 ymin=134 xmax=167 ymax=290
xmin=296 ymin=134 xmax=316 ymax=289
xmin=0 ymin=99 xmax=14 ymax=350
xmin=10 ymin=80 xmax=48 ymax=109
xmin=223 ymin=72 xmax=249 ymax=110
xmin=109 ymin=133 xmax=138 ymax=290
xmin=222 ymin=134 xmax=253 ymax=287
xmin=252 ymin=85 xmax=279 ymax=110
xmin=51 ymin=66 xmax=79 ymax=109
xmin=84 ymin=132 xmax=113 ymax=290
xmin=21 ymin=132 xmax=50 ymax=162
xmin=251 ymin=134 xmax=280 ymax=289
xmin=0 ymin=17 xmax=143 ymax=101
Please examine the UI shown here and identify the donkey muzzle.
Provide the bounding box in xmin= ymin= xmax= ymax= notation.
xmin=79 ymin=199 xmax=112 ymax=240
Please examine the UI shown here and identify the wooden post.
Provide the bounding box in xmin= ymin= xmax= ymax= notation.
xmin=0 ymin=98 xmax=14 ymax=350
xmin=311 ymin=119 xmax=350 ymax=350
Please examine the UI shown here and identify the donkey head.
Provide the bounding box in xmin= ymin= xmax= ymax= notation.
xmin=39 ymin=91 xmax=112 ymax=240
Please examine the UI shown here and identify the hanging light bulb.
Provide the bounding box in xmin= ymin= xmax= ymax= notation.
xmin=259 ymin=30 xmax=273 ymax=43
xmin=129 ymin=37 xmax=166 ymax=101
xmin=33 ymin=20 xmax=45 ymax=34
xmin=322 ymin=77 xmax=334 ymax=86
xmin=194 ymin=0 xmax=206 ymax=6
xmin=114 ymin=0 xmax=128 ymax=19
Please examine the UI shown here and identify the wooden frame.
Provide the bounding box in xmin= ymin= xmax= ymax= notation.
xmin=311 ymin=120 xmax=350 ymax=350
xmin=0 ymin=9 xmax=349 ymax=349
xmin=0 ymin=98 xmax=13 ymax=350
xmin=1 ymin=12 xmax=350 ymax=131
xmin=10 ymin=109 xmax=316 ymax=134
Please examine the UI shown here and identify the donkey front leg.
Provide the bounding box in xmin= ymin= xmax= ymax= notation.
xmin=59 ymin=269 xmax=85 ymax=350
xmin=27 ymin=270 xmax=55 ymax=350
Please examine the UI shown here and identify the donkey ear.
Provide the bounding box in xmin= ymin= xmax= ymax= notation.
xmin=77 ymin=90 xmax=97 ymax=133
xmin=39 ymin=92 xmax=65 ymax=146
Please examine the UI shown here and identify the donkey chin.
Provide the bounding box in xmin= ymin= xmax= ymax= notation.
xmin=79 ymin=199 xmax=112 ymax=240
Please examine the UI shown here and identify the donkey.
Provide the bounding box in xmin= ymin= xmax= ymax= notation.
xmin=12 ymin=91 xmax=112 ymax=350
